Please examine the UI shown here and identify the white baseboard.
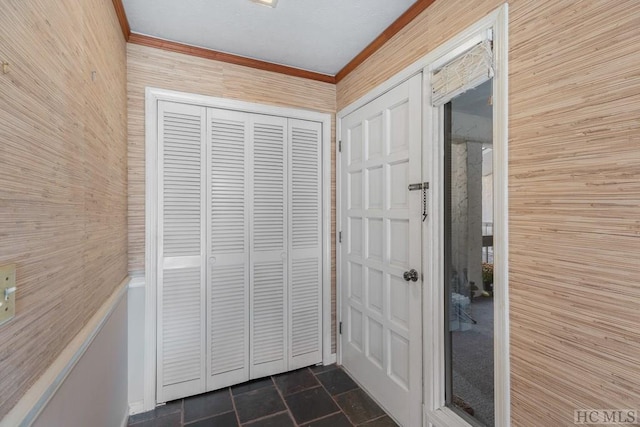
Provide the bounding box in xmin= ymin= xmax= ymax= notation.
xmin=127 ymin=279 xmax=147 ymax=413
xmin=128 ymin=401 xmax=145 ymax=416
xmin=128 ymin=274 xmax=145 ymax=289
xmin=325 ymin=353 xmax=337 ymax=365
xmin=1 ymin=277 xmax=130 ymax=427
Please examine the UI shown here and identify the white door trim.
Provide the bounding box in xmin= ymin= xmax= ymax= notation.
xmin=424 ymin=5 xmax=510 ymax=427
xmin=144 ymin=88 xmax=333 ymax=410
xmin=337 ymin=4 xmax=509 ymax=426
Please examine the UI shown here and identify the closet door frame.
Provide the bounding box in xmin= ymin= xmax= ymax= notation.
xmin=144 ymin=87 xmax=333 ymax=410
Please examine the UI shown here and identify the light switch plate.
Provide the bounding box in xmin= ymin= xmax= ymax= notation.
xmin=0 ymin=264 xmax=16 ymax=326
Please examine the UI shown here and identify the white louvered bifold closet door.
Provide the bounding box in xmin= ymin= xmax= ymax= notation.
xmin=157 ymin=101 xmax=207 ymax=402
xmin=249 ymin=115 xmax=289 ymax=378
xmin=206 ymin=108 xmax=251 ymax=390
xmin=157 ymin=102 xmax=324 ymax=402
xmin=288 ymin=119 xmax=323 ymax=369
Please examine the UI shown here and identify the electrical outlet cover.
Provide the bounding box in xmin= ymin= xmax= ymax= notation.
xmin=0 ymin=264 xmax=16 ymax=326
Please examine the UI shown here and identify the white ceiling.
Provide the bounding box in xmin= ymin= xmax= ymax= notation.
xmin=122 ymin=0 xmax=418 ymax=76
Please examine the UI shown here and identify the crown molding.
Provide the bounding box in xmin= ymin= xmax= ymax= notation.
xmin=128 ymin=33 xmax=336 ymax=83
xmin=111 ymin=0 xmax=437 ymax=83
xmin=111 ymin=0 xmax=131 ymax=41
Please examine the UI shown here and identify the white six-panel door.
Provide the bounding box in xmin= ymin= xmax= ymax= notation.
xmin=157 ymin=101 xmax=323 ymax=403
xmin=340 ymin=74 xmax=423 ymax=427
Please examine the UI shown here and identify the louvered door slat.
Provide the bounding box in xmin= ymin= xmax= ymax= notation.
xmin=253 ymin=122 xmax=285 ymax=253
xmin=250 ymin=115 xmax=288 ymax=379
xmin=207 ymin=109 xmax=250 ymax=389
xmin=288 ymin=119 xmax=323 ymax=369
xmin=210 ymin=265 xmax=246 ymax=375
xmin=157 ymin=101 xmax=206 ymax=403
xmin=162 ymin=268 xmax=202 ymax=385
xmin=162 ymin=107 xmax=202 ymax=257
xmin=291 ymin=259 xmax=320 ymax=357
xmin=253 ymin=262 xmax=285 ymax=364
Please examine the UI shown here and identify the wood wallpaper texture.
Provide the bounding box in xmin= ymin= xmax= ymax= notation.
xmin=2 ymin=0 xmax=637 ymax=421
xmin=338 ymin=0 xmax=640 ymax=425
xmin=0 ymin=0 xmax=127 ymax=418
xmin=126 ymin=44 xmax=338 ymax=350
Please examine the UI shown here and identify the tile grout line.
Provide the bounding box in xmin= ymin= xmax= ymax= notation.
xmin=362 ymin=413 xmax=391 ymax=425
xmin=229 ymin=376 xmax=278 ymax=426
xmin=332 ymin=386 xmax=360 ymax=398
xmin=301 ymin=409 xmax=346 ymax=425
xmin=314 ymin=366 xmax=392 ymax=425
xmin=181 ymin=389 xmax=238 ymax=426
xmin=310 ymin=364 xmax=339 ymax=377
xmin=313 ymin=366 xmax=357 ymax=426
xmin=336 ymin=370 xmax=394 ymax=426
xmin=242 ymin=410 xmax=291 ymax=426
xmin=181 ymin=398 xmax=185 ymax=426
xmin=270 ymin=372 xmax=301 ymax=426
xmin=234 ymin=376 xmax=292 ymax=425
xmin=184 ymin=409 xmax=236 ymax=425
xmin=229 ymin=386 xmax=243 ymax=427
xmin=288 ymin=367 xmax=356 ymax=425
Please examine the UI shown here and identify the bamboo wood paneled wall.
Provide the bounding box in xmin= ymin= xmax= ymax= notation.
xmin=126 ymin=44 xmax=338 ymax=350
xmin=338 ymin=0 xmax=640 ymax=425
xmin=0 ymin=0 xmax=127 ymax=418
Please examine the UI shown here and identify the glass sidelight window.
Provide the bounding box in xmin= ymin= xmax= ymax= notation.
xmin=444 ymin=79 xmax=494 ymax=426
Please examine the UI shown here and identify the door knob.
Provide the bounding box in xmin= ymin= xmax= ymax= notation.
xmin=403 ymin=269 xmax=418 ymax=282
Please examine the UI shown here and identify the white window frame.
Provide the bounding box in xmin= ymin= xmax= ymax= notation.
xmin=337 ymin=4 xmax=509 ymax=426
xmin=424 ymin=5 xmax=509 ymax=427
xmin=144 ymin=87 xmax=334 ymax=410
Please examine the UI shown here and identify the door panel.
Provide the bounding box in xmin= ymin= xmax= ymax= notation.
xmin=288 ymin=119 xmax=323 ymax=369
xmin=340 ymin=74 xmax=422 ymax=427
xmin=207 ymin=108 xmax=251 ymax=389
xmin=250 ymin=115 xmax=289 ymax=378
xmin=157 ymin=101 xmax=207 ymax=402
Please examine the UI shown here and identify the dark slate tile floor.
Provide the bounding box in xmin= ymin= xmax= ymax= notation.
xmin=128 ymin=365 xmax=398 ymax=427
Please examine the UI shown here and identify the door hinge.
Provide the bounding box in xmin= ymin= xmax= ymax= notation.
xmin=339 ymin=231 xmax=342 ymax=243
xmin=339 ymin=321 xmax=343 ymax=335
xmin=338 ymin=140 xmax=342 ymax=152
